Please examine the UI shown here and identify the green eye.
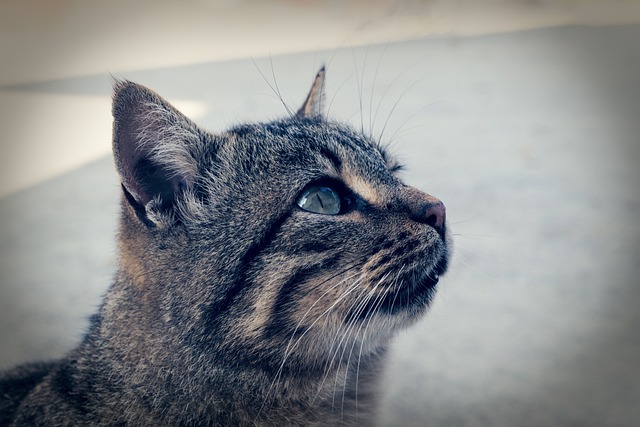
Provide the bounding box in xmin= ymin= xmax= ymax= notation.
xmin=297 ymin=186 xmax=341 ymax=215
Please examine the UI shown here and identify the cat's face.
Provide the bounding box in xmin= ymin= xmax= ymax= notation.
xmin=112 ymin=70 xmax=449 ymax=371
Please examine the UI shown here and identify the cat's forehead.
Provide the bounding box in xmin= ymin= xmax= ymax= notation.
xmin=225 ymin=119 xmax=397 ymax=180
xmin=216 ymin=119 xmax=402 ymax=207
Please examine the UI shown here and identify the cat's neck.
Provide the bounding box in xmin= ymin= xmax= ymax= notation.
xmin=74 ymin=272 xmax=387 ymax=425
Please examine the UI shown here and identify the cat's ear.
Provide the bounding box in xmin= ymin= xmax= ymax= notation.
xmin=112 ymin=81 xmax=204 ymax=227
xmin=296 ymin=67 xmax=325 ymax=119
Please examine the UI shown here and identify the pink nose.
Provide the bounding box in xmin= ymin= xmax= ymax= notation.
xmin=403 ymin=187 xmax=447 ymax=236
xmin=424 ymin=201 xmax=446 ymax=234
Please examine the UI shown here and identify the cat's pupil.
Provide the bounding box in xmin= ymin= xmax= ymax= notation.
xmin=297 ymin=186 xmax=341 ymax=215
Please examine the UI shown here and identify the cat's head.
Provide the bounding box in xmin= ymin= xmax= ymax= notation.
xmin=111 ymin=68 xmax=449 ymax=371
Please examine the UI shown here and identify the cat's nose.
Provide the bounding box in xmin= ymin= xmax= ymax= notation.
xmin=422 ymin=201 xmax=446 ymax=234
xmin=404 ymin=188 xmax=446 ymax=236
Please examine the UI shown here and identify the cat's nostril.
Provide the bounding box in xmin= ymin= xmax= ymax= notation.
xmin=420 ymin=202 xmax=446 ymax=234
xmin=425 ymin=213 xmax=438 ymax=228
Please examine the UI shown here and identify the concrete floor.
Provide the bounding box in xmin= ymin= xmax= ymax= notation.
xmin=1 ymin=2 xmax=640 ymax=426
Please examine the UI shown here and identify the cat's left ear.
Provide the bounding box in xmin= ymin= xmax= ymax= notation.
xmin=296 ymin=67 xmax=325 ymax=119
xmin=112 ymin=81 xmax=205 ymax=228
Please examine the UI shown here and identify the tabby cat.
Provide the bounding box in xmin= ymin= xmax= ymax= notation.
xmin=0 ymin=68 xmax=449 ymax=426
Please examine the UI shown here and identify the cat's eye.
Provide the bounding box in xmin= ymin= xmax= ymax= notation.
xmin=297 ymin=185 xmax=341 ymax=215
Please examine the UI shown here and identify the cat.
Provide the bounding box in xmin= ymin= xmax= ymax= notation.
xmin=0 ymin=67 xmax=450 ymax=426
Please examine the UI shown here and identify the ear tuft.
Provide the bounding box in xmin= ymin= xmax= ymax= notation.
xmin=296 ymin=67 xmax=326 ymax=119
xmin=112 ymin=81 xmax=204 ymax=226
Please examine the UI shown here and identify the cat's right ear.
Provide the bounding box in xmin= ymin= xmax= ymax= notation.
xmin=296 ymin=67 xmax=325 ymax=119
xmin=112 ymin=81 xmax=204 ymax=228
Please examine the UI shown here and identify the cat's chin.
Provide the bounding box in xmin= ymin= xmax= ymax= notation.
xmin=346 ymin=255 xmax=448 ymax=325
xmin=387 ymin=251 xmax=449 ymax=312
xmin=379 ymin=272 xmax=440 ymax=316
xmin=419 ymin=271 xmax=441 ymax=289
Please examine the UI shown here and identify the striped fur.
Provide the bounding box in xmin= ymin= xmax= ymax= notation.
xmin=0 ymin=70 xmax=450 ymax=426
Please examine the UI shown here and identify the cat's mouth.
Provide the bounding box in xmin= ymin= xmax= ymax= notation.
xmin=419 ymin=270 xmax=441 ymax=289
xmin=347 ymin=252 xmax=449 ymax=322
xmin=382 ymin=256 xmax=448 ymax=315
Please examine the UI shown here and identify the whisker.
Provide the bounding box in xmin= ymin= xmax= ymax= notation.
xmin=330 ymin=287 xmax=378 ymax=411
xmin=350 ymin=46 xmax=366 ymax=135
xmin=368 ymin=44 xmax=389 ymax=139
xmin=340 ymin=273 xmax=393 ymax=420
xmin=311 ymin=278 xmax=376 ymax=404
xmin=452 ymin=233 xmax=499 ymax=240
xmin=250 ymin=56 xmax=292 ymax=117
xmin=371 ymin=56 xmax=428 ymax=141
xmin=327 ymin=272 xmax=390 ymax=411
xmin=269 ymin=54 xmax=293 ymax=117
xmin=312 ymin=281 xmax=371 ymax=400
xmin=377 ymin=74 xmax=433 ymax=146
xmin=256 ymin=263 xmax=368 ymax=419
xmin=384 ymin=100 xmax=443 ymax=148
xmin=351 ymin=266 xmax=404 ymax=418
xmin=327 ymin=72 xmax=356 ymax=119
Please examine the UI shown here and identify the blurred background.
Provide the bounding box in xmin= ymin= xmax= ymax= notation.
xmin=1 ymin=1 xmax=639 ymax=426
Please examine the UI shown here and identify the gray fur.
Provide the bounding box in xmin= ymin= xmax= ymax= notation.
xmin=0 ymin=71 xmax=450 ymax=426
